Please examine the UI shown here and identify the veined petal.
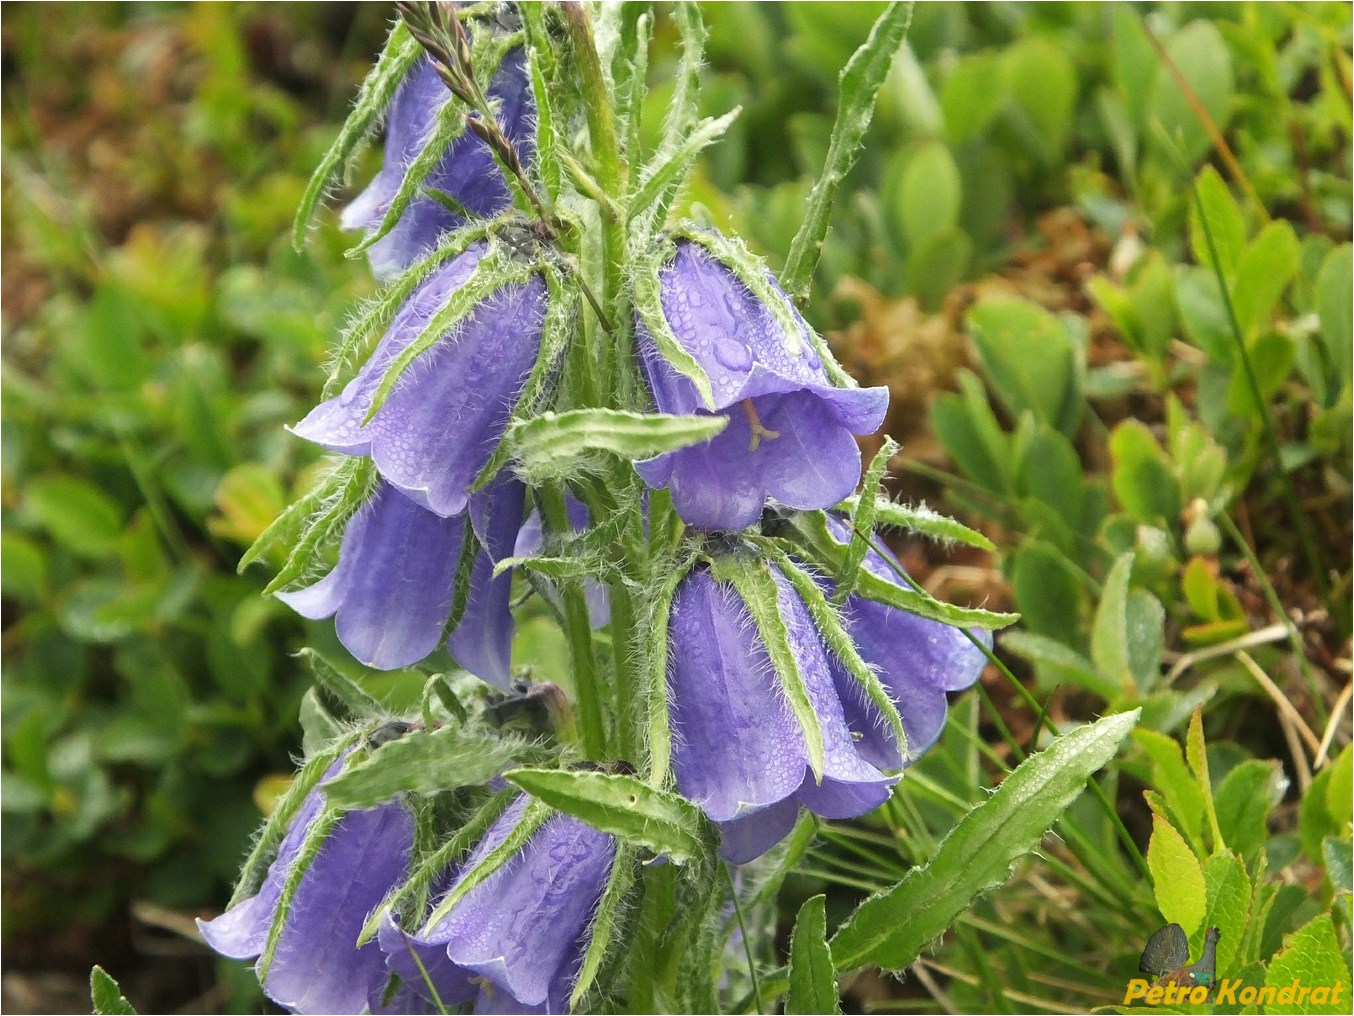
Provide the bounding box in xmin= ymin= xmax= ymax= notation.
xmin=278 ymin=483 xmax=463 ymax=672
xmin=667 ymin=571 xmax=808 ymax=821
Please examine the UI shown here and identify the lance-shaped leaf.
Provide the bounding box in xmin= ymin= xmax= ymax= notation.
xmin=244 ymin=457 xmax=375 ymax=592
xmin=324 ymin=728 xmax=534 ymax=809
xmin=788 ymin=512 xmax=1017 ymax=630
xmin=292 ymin=22 xmax=421 ymax=249
xmin=773 ymin=553 xmax=907 ymax=761
xmin=508 ymin=409 xmax=727 ymax=482
xmin=295 ymin=647 xmax=385 ymax=719
xmin=832 ymin=437 xmax=896 ymax=605
xmin=570 ymin=844 xmax=637 ymax=1009
xmin=422 ymin=798 xmax=552 ymax=929
xmin=716 ymin=554 xmax=826 ymax=781
xmin=226 ymin=739 xmax=356 ymax=909
xmin=833 ymin=495 xmax=996 ymax=551
xmin=787 ymin=895 xmax=841 ymax=1015
xmin=521 ymin=3 xmax=562 ymax=200
xmin=90 ymin=967 xmax=137 ymax=1016
xmin=631 ymin=240 xmax=717 ymax=409
xmin=505 ymin=768 xmax=707 ymax=865
xmin=781 ymin=1 xmax=914 ymax=306
xmin=829 ymin=710 xmax=1139 ymax=971
xmin=629 ymin=108 xmax=741 ymax=228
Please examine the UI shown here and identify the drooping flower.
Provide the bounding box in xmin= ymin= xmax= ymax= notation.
xmin=198 ymin=752 xmax=418 ymax=1015
xmin=343 ymin=51 xmax=535 ymax=280
xmin=278 ymin=475 xmax=524 ymax=685
xmin=634 ymin=240 xmax=889 ymax=531
xmin=666 ymin=566 xmax=896 ymax=864
xmin=379 ymin=796 xmax=616 ymax=1014
xmin=820 ymin=515 xmax=991 ymax=771
xmin=291 ymin=241 xmax=549 ymax=519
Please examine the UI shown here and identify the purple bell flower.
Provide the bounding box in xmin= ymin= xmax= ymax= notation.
xmin=634 ymin=241 xmax=889 ymax=531
xmin=343 ymin=52 xmax=535 ymax=279
xmin=666 ymin=567 xmax=896 ymax=864
xmin=198 ymin=753 xmax=417 ymax=1015
xmin=291 ymin=241 xmax=549 ymax=520
xmin=379 ymin=796 xmax=616 ymax=1014
xmin=821 ymin=515 xmax=991 ymax=771
xmin=278 ymin=475 xmax=524 ymax=685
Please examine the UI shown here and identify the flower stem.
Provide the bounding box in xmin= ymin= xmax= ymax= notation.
xmin=540 ymin=486 xmax=607 ymax=758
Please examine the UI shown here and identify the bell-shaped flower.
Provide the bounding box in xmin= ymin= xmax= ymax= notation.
xmin=291 ymin=241 xmax=549 ymax=519
xmin=278 ymin=475 xmax=524 ymax=685
xmin=198 ymin=752 xmax=417 ymax=1015
xmin=666 ymin=567 xmax=896 ymax=864
xmin=634 ymin=240 xmax=889 ymax=531
xmin=379 ymin=796 xmax=616 ymax=1014
xmin=343 ymin=52 xmax=534 ymax=279
xmin=820 ymin=515 xmax=991 ymax=769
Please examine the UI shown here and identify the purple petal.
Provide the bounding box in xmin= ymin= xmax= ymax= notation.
xmin=292 ymin=247 xmax=549 ymax=518
xmin=278 ymin=483 xmax=463 ymax=671
xmin=344 ymin=52 xmax=535 ymax=279
xmin=261 ymin=802 xmax=415 ymax=1014
xmin=716 ymin=797 xmax=800 ymax=865
xmin=634 ymin=240 xmax=887 ymax=530
xmin=667 ymin=571 xmax=810 ymax=821
xmin=377 ymin=912 xmax=478 ymax=1010
xmin=448 ymin=477 xmax=526 ymax=688
xmin=291 ymin=249 xmax=484 ymax=456
xmin=435 ymin=811 xmax=615 ymax=1008
xmin=198 ymin=757 xmax=347 ymax=959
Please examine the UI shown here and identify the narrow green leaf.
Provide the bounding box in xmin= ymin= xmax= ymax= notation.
xmin=1199 ymin=851 xmax=1250 ymax=975
xmin=350 ymin=98 xmax=470 ymax=256
xmin=521 ymin=4 xmax=562 ymax=200
xmin=324 ymin=728 xmax=532 ymax=808
xmin=296 ymin=648 xmax=384 ymax=719
xmin=831 ymin=437 xmax=896 ymax=606
xmin=967 ymin=297 xmax=1082 ymax=439
xmin=629 ymin=108 xmax=741 ymax=226
xmin=571 ymin=845 xmax=637 ymax=1009
xmin=1186 ymin=708 xmax=1224 ymax=852
xmin=367 ymin=789 xmax=515 ymax=942
xmin=651 ymin=2 xmax=706 ymax=184
xmin=293 ymin=23 xmax=421 ymax=249
xmin=90 ymin=967 xmax=137 ymax=1015
xmin=632 ymin=242 xmax=716 ymax=409
xmin=251 ymin=457 xmax=375 ymax=590
xmin=508 ymin=409 xmax=727 ymax=482
xmin=835 ymin=496 xmax=995 ymax=551
xmin=830 ymin=710 xmax=1139 ymax=971
xmin=506 ymin=768 xmax=707 ymax=865
xmin=643 ymin=562 xmax=691 ymax=789
xmin=1147 ymin=814 xmax=1207 ymax=938
xmin=1133 ymin=728 xmax=1207 ymax=853
xmin=1090 ymin=553 xmax=1137 ymax=693
xmin=782 ymin=1 xmax=913 ymax=305
xmin=227 ymin=738 xmax=355 ymax=908
xmin=719 ymin=556 xmax=825 ymax=780
xmin=774 ymin=555 xmax=906 ymax=761
xmin=423 ymin=799 xmax=551 ymax=929
xmin=1000 ymin=630 xmax=1119 ymax=701
xmin=324 ymin=222 xmax=501 ymax=399
xmin=364 ymin=251 xmax=536 ymax=425
xmin=1214 ymin=759 xmax=1282 ymax=863
xmin=1189 ymin=167 xmax=1246 ymax=281
xmin=1316 ymin=245 xmax=1353 ymax=385
xmin=261 ymin=804 xmax=345 ymax=978
xmin=787 ymin=895 xmax=841 ymax=1015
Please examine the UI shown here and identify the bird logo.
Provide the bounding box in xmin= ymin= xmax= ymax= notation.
xmin=1138 ymin=924 xmax=1221 ymax=989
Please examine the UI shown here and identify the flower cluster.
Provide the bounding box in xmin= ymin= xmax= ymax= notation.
xmin=207 ymin=7 xmax=1003 ymax=1014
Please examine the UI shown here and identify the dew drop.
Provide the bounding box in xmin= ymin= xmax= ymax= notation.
xmin=713 ymin=338 xmax=752 ymax=371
